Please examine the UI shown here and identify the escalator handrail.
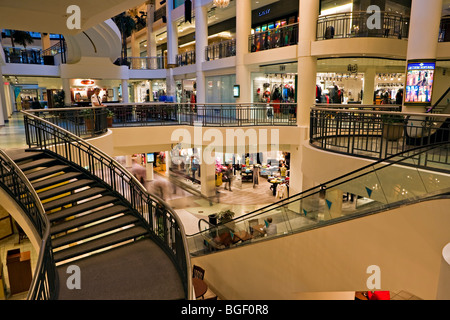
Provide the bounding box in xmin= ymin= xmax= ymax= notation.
xmin=188 ymin=142 xmax=449 ymax=236
xmin=426 ymin=86 xmax=450 ymax=113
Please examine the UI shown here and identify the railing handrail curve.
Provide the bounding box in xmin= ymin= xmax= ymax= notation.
xmin=21 ymin=110 xmax=193 ymax=300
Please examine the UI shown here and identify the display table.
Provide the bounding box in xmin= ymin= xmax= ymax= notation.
xmin=6 ymin=249 xmax=32 ymax=295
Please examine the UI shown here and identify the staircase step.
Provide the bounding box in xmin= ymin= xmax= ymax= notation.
xmin=50 ymin=204 xmax=130 ymax=235
xmin=48 ymin=195 xmax=119 ymax=223
xmin=43 ymin=187 xmax=108 ymax=212
xmin=26 ymin=165 xmax=71 ymax=181
xmin=32 ymin=172 xmax=84 ymax=190
xmin=7 ymin=150 xmax=45 ymax=162
xmin=51 ymin=215 xmax=140 ymax=248
xmin=19 ymin=157 xmax=57 ymax=171
xmin=38 ymin=179 xmax=96 ymax=200
xmin=53 ymin=225 xmax=148 ymax=263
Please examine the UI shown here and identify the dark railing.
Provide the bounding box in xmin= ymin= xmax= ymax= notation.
xmin=310 ymin=104 xmax=450 ymax=167
xmin=187 ymin=142 xmax=450 ymax=256
xmin=105 ymin=102 xmax=298 ymax=127
xmin=126 ymin=56 xmax=165 ymax=69
xmin=3 ymin=47 xmax=43 ymax=64
xmin=176 ymin=50 xmax=196 ymax=67
xmin=249 ymin=23 xmax=299 ymax=52
xmin=439 ymin=17 xmax=450 ymax=42
xmin=205 ymin=39 xmax=236 ymax=61
xmin=0 ymin=150 xmax=57 ymax=300
xmin=42 ymin=39 xmax=67 ymax=64
xmin=27 ymin=107 xmax=109 ymax=138
xmin=21 ymin=111 xmax=193 ymax=299
xmin=316 ymin=11 xmax=409 ymax=40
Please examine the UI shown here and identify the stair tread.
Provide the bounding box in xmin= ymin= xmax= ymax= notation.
xmin=26 ymin=165 xmax=71 ymax=181
xmin=50 ymin=204 xmax=130 ymax=235
xmin=43 ymin=187 xmax=108 ymax=211
xmin=7 ymin=150 xmax=44 ymax=162
xmin=19 ymin=158 xmax=57 ymax=171
xmin=51 ymin=215 xmax=140 ymax=248
xmin=32 ymin=172 xmax=84 ymax=190
xmin=53 ymin=225 xmax=148 ymax=263
xmin=48 ymin=195 xmax=119 ymax=222
xmin=38 ymin=179 xmax=96 ymax=200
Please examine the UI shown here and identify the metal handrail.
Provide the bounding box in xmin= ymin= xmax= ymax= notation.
xmin=21 ymin=110 xmax=193 ymax=300
xmin=0 ymin=149 xmax=56 ymax=300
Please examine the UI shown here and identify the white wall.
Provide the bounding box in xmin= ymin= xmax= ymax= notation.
xmin=192 ymin=198 xmax=450 ymax=300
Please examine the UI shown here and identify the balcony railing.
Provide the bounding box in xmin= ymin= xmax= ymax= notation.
xmin=316 ymin=11 xmax=409 ymax=40
xmin=3 ymin=47 xmax=43 ymax=64
xmin=176 ymin=50 xmax=196 ymax=67
xmin=249 ymin=23 xmax=299 ymax=52
xmin=105 ymin=102 xmax=298 ymax=127
xmin=126 ymin=56 xmax=165 ymax=69
xmin=439 ymin=17 xmax=450 ymax=42
xmin=310 ymin=104 xmax=450 ymax=168
xmin=205 ymin=39 xmax=236 ymax=61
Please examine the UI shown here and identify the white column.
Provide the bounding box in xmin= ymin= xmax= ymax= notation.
xmin=0 ymin=67 xmax=6 ymax=125
xmin=166 ymin=2 xmax=178 ymax=65
xmin=200 ymin=153 xmax=216 ymax=198
xmin=404 ymin=0 xmax=443 ymax=113
xmin=166 ymin=1 xmax=178 ymax=101
xmin=297 ymin=0 xmax=320 ymax=127
xmin=62 ymin=78 xmax=72 ymax=106
xmin=235 ymin=0 xmax=252 ymax=103
xmin=195 ymin=1 xmax=208 ymax=104
xmin=363 ymin=67 xmax=376 ymax=105
xmin=146 ymin=1 xmax=157 ymax=69
xmin=121 ymin=79 xmax=129 ymax=103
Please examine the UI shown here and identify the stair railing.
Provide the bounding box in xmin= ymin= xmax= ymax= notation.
xmin=21 ymin=110 xmax=193 ymax=300
xmin=0 ymin=150 xmax=57 ymax=300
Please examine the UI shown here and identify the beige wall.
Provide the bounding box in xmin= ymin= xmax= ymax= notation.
xmin=191 ymin=198 xmax=450 ymax=300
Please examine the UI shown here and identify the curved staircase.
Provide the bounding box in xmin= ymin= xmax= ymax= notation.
xmin=6 ymin=148 xmax=186 ymax=299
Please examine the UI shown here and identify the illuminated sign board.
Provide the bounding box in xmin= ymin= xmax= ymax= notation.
xmin=405 ymin=61 xmax=435 ymax=105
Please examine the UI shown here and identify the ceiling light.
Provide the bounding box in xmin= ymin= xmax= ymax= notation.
xmin=213 ymin=0 xmax=230 ymax=8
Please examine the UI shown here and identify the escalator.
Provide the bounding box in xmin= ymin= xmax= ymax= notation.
xmin=405 ymin=87 xmax=450 ymax=146
xmin=186 ymin=142 xmax=450 ymax=257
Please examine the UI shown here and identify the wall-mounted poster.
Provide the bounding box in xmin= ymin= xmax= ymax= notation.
xmin=405 ymin=60 xmax=435 ymax=105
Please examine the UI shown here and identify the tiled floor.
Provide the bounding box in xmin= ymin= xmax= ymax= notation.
xmin=0 ymin=112 xmax=27 ymax=150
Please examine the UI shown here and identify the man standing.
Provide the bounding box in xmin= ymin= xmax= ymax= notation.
xmin=90 ymin=87 xmax=104 ymax=132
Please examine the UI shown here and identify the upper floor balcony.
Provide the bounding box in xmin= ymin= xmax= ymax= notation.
xmin=249 ymin=23 xmax=299 ymax=52
xmin=2 ymin=40 xmax=66 ymax=66
xmin=316 ymin=11 xmax=410 ymax=41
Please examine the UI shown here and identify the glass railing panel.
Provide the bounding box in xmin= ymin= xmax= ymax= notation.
xmin=188 ymin=143 xmax=450 ymax=257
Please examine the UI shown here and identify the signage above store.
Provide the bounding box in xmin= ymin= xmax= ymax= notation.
xmin=259 ymin=8 xmax=271 ymax=17
xmin=80 ymin=79 xmax=95 ymax=85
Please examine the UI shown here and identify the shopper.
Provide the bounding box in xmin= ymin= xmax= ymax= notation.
xmin=264 ymin=217 xmax=277 ymax=236
xmin=224 ymin=164 xmax=233 ymax=191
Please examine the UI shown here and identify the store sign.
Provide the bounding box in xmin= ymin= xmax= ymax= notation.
xmin=258 ymin=8 xmax=271 ymax=17
xmin=405 ymin=61 xmax=435 ymax=105
xmin=80 ymin=79 xmax=95 ymax=86
xmin=347 ymin=64 xmax=358 ymax=74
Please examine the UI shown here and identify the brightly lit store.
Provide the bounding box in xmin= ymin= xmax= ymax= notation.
xmin=316 ymin=57 xmax=407 ymax=105
xmin=129 ymin=79 xmax=167 ymax=102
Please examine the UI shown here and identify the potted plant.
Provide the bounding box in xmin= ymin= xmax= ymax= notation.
xmin=107 ymin=109 xmax=114 ymax=127
xmin=81 ymin=108 xmax=94 ymax=132
xmin=381 ymin=114 xmax=404 ymax=141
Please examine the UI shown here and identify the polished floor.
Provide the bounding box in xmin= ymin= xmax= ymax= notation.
xmin=0 ymin=112 xmax=27 ymax=150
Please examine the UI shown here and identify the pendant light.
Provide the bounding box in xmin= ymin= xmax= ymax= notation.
xmin=213 ymin=0 xmax=230 ymax=8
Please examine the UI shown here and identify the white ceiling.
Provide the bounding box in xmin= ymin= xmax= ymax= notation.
xmin=0 ymin=0 xmax=145 ymax=35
